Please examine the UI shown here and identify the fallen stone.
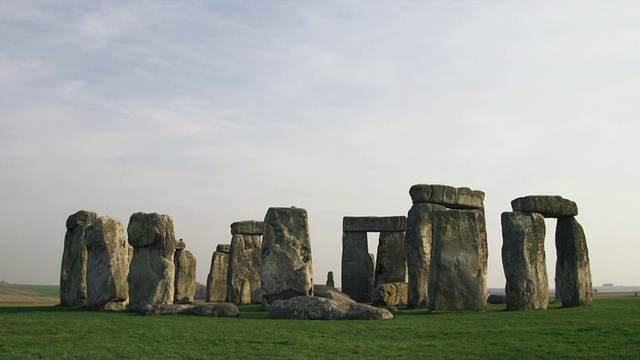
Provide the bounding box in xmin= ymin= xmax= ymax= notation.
xmin=343 ymin=216 xmax=406 ymax=232
xmin=511 ymin=195 xmax=578 ymax=218
xmin=261 ymin=207 xmax=313 ymax=305
xmin=341 ymin=231 xmax=374 ymax=302
xmin=206 ymin=248 xmax=229 ymax=302
xmin=268 ymin=296 xmax=392 ymax=320
xmin=375 ymin=232 xmax=407 ymax=287
xmin=409 ymin=184 xmax=485 ymax=210
xmin=372 ymin=282 xmax=408 ymax=306
xmin=231 ymin=220 xmax=264 ymax=235
xmin=60 ymin=210 xmax=98 ymax=306
xmin=313 ymin=285 xmax=355 ymax=303
xmin=386 ymin=306 xmax=399 ymax=313
xmin=555 ymin=217 xmax=593 ymax=307
xmin=487 ymin=294 xmax=506 ymax=304
xmin=85 ymin=216 xmax=129 ymax=311
xmin=346 ymin=303 xmax=394 ymax=320
xmin=501 ymin=211 xmax=548 ymax=310
xmin=174 ymin=249 xmax=197 ymax=304
xmin=140 ymin=302 xmax=239 ymax=317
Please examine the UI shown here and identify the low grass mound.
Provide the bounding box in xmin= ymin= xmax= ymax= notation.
xmin=0 ymin=283 xmax=59 ymax=307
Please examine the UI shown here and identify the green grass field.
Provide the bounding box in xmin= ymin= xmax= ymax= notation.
xmin=0 ymin=283 xmax=59 ymax=306
xmin=0 ymin=293 xmax=639 ymax=359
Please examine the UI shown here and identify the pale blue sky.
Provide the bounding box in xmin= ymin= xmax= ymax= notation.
xmin=1 ymin=1 xmax=639 ymax=288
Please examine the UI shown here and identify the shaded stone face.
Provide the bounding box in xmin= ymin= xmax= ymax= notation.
xmin=409 ymin=184 xmax=485 ymax=210
xmin=60 ymin=210 xmax=98 ymax=306
xmin=372 ymin=282 xmax=408 ymax=307
xmin=429 ymin=209 xmax=488 ymax=311
xmin=374 ymin=231 xmax=407 ymax=287
xmin=555 ymin=217 xmax=592 ymax=307
xmin=404 ymin=203 xmax=446 ymax=308
xmin=501 ymin=212 xmax=548 ymax=310
xmin=341 ymin=231 xmax=374 ymax=302
xmin=85 ymin=216 xmax=129 ymax=311
xmin=261 ymin=207 xmax=313 ymax=305
xmin=127 ymin=212 xmax=176 ymax=258
xmin=227 ymin=233 xmax=262 ymax=304
xmin=206 ymin=250 xmax=228 ymax=302
xmin=511 ymin=196 xmax=578 ymax=218
xmin=230 ymin=221 xmax=264 ymax=235
xmin=343 ymin=216 xmax=406 ymax=232
xmin=174 ymin=249 xmax=197 ymax=304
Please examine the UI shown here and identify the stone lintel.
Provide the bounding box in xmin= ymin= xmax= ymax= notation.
xmin=216 ymin=244 xmax=230 ymax=253
xmin=230 ymin=220 xmax=264 ymax=235
xmin=343 ymin=216 xmax=406 ymax=232
xmin=511 ymin=195 xmax=578 ymax=218
xmin=409 ymin=184 xmax=485 ymax=209
xmin=175 ymin=240 xmax=186 ymax=250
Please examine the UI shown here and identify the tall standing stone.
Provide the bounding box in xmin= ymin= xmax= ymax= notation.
xmin=261 ymin=207 xmax=313 ymax=306
xmin=127 ymin=212 xmax=176 ymax=311
xmin=60 ymin=210 xmax=98 ymax=306
xmin=375 ymin=231 xmax=407 ymax=287
xmin=341 ymin=231 xmax=374 ymax=302
xmin=85 ymin=216 xmax=129 ymax=311
xmin=429 ymin=209 xmax=488 ymax=311
xmin=501 ymin=212 xmax=548 ymax=310
xmin=404 ymin=203 xmax=446 ymax=308
xmin=227 ymin=221 xmax=263 ymax=304
xmin=174 ymin=247 xmax=196 ymax=304
xmin=206 ymin=244 xmax=229 ymax=302
xmin=555 ymin=217 xmax=593 ymax=307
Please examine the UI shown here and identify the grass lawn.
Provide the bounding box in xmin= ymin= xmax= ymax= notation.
xmin=0 ymin=297 xmax=639 ymax=359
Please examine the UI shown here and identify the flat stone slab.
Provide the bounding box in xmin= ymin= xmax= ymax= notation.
xmin=231 ymin=221 xmax=263 ymax=235
xmin=216 ymin=244 xmax=230 ymax=253
xmin=511 ymin=195 xmax=578 ymax=218
xmin=140 ymin=302 xmax=239 ymax=317
xmin=409 ymin=184 xmax=485 ymax=209
xmin=268 ymin=296 xmax=393 ymax=320
xmin=343 ymin=216 xmax=406 ymax=232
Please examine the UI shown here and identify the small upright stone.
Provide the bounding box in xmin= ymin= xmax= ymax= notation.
xmin=174 ymin=249 xmax=196 ymax=304
xmin=206 ymin=245 xmax=229 ymax=302
xmin=555 ymin=217 xmax=593 ymax=307
xmin=60 ymin=210 xmax=98 ymax=306
xmin=326 ymin=271 xmax=335 ymax=288
xmin=261 ymin=207 xmax=313 ymax=306
xmin=511 ymin=195 xmax=578 ymax=218
xmin=85 ymin=216 xmax=129 ymax=311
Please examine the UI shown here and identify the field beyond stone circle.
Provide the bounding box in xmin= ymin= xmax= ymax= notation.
xmin=0 ymin=284 xmax=638 ymax=359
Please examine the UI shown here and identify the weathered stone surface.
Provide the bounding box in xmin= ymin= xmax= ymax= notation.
xmin=127 ymin=212 xmax=176 ymax=258
xmin=60 ymin=210 xmax=98 ymax=306
xmin=487 ymin=294 xmax=506 ymax=304
xmin=140 ymin=302 xmax=239 ymax=317
xmin=341 ymin=232 xmax=374 ymax=302
xmin=314 ymin=285 xmax=356 ymax=304
xmin=227 ymin=233 xmax=262 ymax=304
xmin=128 ymin=248 xmax=175 ymax=311
xmin=404 ymin=203 xmax=446 ymax=308
xmin=268 ymin=296 xmax=392 ymax=320
xmin=175 ymin=240 xmax=186 ymax=250
xmin=372 ymin=282 xmax=408 ymax=306
xmin=409 ymin=184 xmax=485 ymax=210
xmin=375 ymin=232 xmax=407 ymax=287
xmin=326 ymin=271 xmax=334 ymax=287
xmin=501 ymin=212 xmax=548 ymax=310
xmin=261 ymin=207 xmax=313 ymax=305
xmin=85 ymin=216 xmax=129 ymax=311
xmin=231 ymin=220 xmax=264 ymax=235
xmin=174 ymin=249 xmax=196 ymax=304
xmin=216 ymin=244 xmax=230 ymax=253
xmin=206 ymin=249 xmax=228 ymax=302
xmin=511 ymin=196 xmax=578 ymax=218
xmin=429 ymin=209 xmax=488 ymax=311
xmin=555 ymin=217 xmax=593 ymax=307
xmin=343 ymin=216 xmax=406 ymax=232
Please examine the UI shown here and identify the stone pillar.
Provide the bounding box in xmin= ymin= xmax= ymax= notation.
xmin=174 ymin=245 xmax=196 ymax=304
xmin=85 ymin=216 xmax=129 ymax=311
xmin=227 ymin=221 xmax=263 ymax=304
xmin=341 ymin=231 xmax=373 ymax=302
xmin=555 ymin=217 xmax=593 ymax=307
xmin=206 ymin=244 xmax=229 ymax=302
xmin=501 ymin=212 xmax=548 ymax=310
xmin=60 ymin=210 xmax=98 ymax=306
xmin=326 ymin=271 xmax=334 ymax=287
xmin=127 ymin=212 xmax=176 ymax=311
xmin=404 ymin=203 xmax=445 ymax=308
xmin=375 ymin=231 xmax=407 ymax=287
xmin=261 ymin=207 xmax=313 ymax=306
xmin=429 ymin=209 xmax=488 ymax=311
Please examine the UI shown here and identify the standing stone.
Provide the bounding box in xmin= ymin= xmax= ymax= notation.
xmin=206 ymin=244 xmax=229 ymax=302
xmin=227 ymin=221 xmax=263 ymax=304
xmin=85 ymin=216 xmax=129 ymax=311
xmin=404 ymin=203 xmax=446 ymax=308
xmin=501 ymin=212 xmax=548 ymax=310
xmin=375 ymin=231 xmax=407 ymax=287
xmin=60 ymin=210 xmax=98 ymax=306
xmin=554 ymin=259 xmax=563 ymax=303
xmin=127 ymin=212 xmax=176 ymax=311
xmin=261 ymin=207 xmax=313 ymax=305
xmin=429 ymin=209 xmax=488 ymax=311
xmin=372 ymin=282 xmax=408 ymax=306
xmin=555 ymin=217 xmax=593 ymax=307
xmin=341 ymin=232 xmax=374 ymax=302
xmin=326 ymin=271 xmax=334 ymax=287
xmin=174 ymin=249 xmax=196 ymax=304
